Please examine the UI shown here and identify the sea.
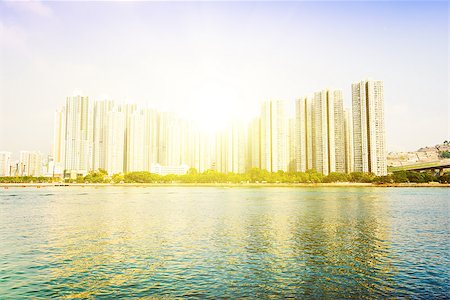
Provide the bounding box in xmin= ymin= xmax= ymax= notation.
xmin=0 ymin=186 xmax=448 ymax=298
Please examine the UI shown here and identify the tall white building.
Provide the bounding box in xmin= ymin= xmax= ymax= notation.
xmin=214 ymin=129 xmax=231 ymax=173
xmin=93 ymin=99 xmax=114 ymax=171
xmin=287 ymin=118 xmax=296 ymax=172
xmin=105 ymin=107 xmax=125 ymax=175
xmin=248 ymin=118 xmax=261 ymax=169
xmin=19 ymin=151 xmax=43 ymax=176
xmin=305 ymin=97 xmax=314 ymax=170
xmin=333 ymin=90 xmax=346 ymax=173
xmin=312 ymin=90 xmax=331 ymax=175
xmin=143 ymin=108 xmax=159 ymax=171
xmin=231 ymin=121 xmax=249 ymax=173
xmin=344 ymin=109 xmax=354 ymax=173
xmin=180 ymin=120 xmax=199 ymax=170
xmin=52 ymin=81 xmax=386 ymax=177
xmin=0 ymin=151 xmax=11 ymax=176
xmin=211 ymin=122 xmax=248 ymax=174
xmin=52 ymin=108 xmax=65 ymax=165
xmin=352 ymin=79 xmax=387 ymax=176
xmin=294 ymin=97 xmax=308 ymax=172
xmin=181 ymin=123 xmax=199 ymax=171
xmin=260 ymin=100 xmax=288 ymax=172
xmin=64 ymin=94 xmax=93 ymax=176
xmin=158 ymin=112 xmax=182 ymax=167
xmin=126 ymin=109 xmax=146 ymax=172
xmin=310 ymin=89 xmax=345 ymax=175
xmin=122 ymin=104 xmax=137 ymax=173
xmin=198 ymin=131 xmax=214 ymax=172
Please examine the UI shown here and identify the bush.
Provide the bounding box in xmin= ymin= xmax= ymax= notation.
xmin=391 ymin=170 xmax=439 ymax=183
xmin=84 ymin=170 xmax=109 ymax=183
xmin=374 ymin=175 xmax=392 ymax=184
xmin=112 ymin=173 xmax=124 ymax=183
xmin=124 ymin=171 xmax=160 ymax=183
xmin=438 ymin=172 xmax=449 ymax=184
xmin=1 ymin=168 xmax=446 ymax=185
xmin=350 ymin=172 xmax=375 ymax=183
xmin=391 ymin=171 xmax=409 ymax=183
xmin=439 ymin=151 xmax=450 ymax=159
xmin=324 ymin=172 xmax=350 ymax=183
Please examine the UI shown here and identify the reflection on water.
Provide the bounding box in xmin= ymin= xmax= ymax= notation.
xmin=0 ymin=187 xmax=448 ymax=298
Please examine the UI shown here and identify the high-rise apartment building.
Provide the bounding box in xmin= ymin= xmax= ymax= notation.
xmin=126 ymin=109 xmax=146 ymax=172
xmin=52 ymin=80 xmax=385 ymax=177
xmin=294 ymin=97 xmax=308 ymax=172
xmin=198 ymin=131 xmax=214 ymax=172
xmin=93 ymin=99 xmax=114 ymax=171
xmin=158 ymin=112 xmax=182 ymax=167
xmin=180 ymin=120 xmax=199 ymax=170
xmin=333 ymin=90 xmax=346 ymax=173
xmin=231 ymin=122 xmax=249 ymax=174
xmin=312 ymin=90 xmax=331 ymax=175
xmin=143 ymin=108 xmax=159 ymax=171
xmin=0 ymin=151 xmax=11 ymax=176
xmin=64 ymin=94 xmax=92 ymax=176
xmin=287 ymin=118 xmax=296 ymax=172
xmin=344 ymin=109 xmax=354 ymax=173
xmin=211 ymin=123 xmax=248 ymax=174
xmin=214 ymin=129 xmax=231 ymax=173
xmin=352 ymin=79 xmax=387 ymax=176
xmin=309 ymin=89 xmax=346 ymax=175
xmin=52 ymin=108 xmax=65 ymax=165
xmin=248 ymin=118 xmax=261 ymax=169
xmin=19 ymin=151 xmax=43 ymax=176
xmin=122 ymin=104 xmax=137 ymax=173
xmin=105 ymin=107 xmax=125 ymax=175
xmin=305 ymin=97 xmax=314 ymax=170
xmin=260 ymin=100 xmax=288 ymax=172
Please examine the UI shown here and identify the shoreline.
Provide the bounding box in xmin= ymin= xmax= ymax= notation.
xmin=1 ymin=182 xmax=448 ymax=188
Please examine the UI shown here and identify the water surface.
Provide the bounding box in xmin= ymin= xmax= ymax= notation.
xmin=0 ymin=187 xmax=448 ymax=298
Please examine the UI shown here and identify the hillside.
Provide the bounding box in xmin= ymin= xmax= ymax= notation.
xmin=388 ymin=141 xmax=450 ymax=168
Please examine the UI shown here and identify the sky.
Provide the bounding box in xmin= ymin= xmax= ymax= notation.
xmin=0 ymin=1 xmax=448 ymax=157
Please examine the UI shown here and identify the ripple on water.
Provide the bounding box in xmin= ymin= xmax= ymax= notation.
xmin=0 ymin=187 xmax=448 ymax=298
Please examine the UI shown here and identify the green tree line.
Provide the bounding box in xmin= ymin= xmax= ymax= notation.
xmin=1 ymin=168 xmax=448 ymax=184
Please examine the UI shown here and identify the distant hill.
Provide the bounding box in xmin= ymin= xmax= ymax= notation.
xmin=388 ymin=141 xmax=450 ymax=167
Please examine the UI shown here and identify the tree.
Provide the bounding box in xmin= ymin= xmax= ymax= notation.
xmin=188 ymin=168 xmax=198 ymax=175
xmin=112 ymin=173 xmax=125 ymax=183
xmin=374 ymin=175 xmax=392 ymax=184
xmin=324 ymin=172 xmax=350 ymax=183
xmin=75 ymin=176 xmax=84 ymax=184
xmin=246 ymin=168 xmax=270 ymax=182
xmin=98 ymin=168 xmax=108 ymax=176
xmin=306 ymin=169 xmax=324 ymax=183
xmin=392 ymin=171 xmax=408 ymax=183
xmin=349 ymin=172 xmax=375 ymax=183
xmin=438 ymin=172 xmax=449 ymax=183
xmin=84 ymin=170 xmax=108 ymax=183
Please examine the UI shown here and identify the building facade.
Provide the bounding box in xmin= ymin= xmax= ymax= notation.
xmin=352 ymin=80 xmax=387 ymax=176
xmin=50 ymin=79 xmax=385 ymax=177
xmin=260 ymin=100 xmax=288 ymax=172
xmin=19 ymin=151 xmax=43 ymax=176
xmin=64 ymin=94 xmax=92 ymax=176
xmin=0 ymin=151 xmax=11 ymax=176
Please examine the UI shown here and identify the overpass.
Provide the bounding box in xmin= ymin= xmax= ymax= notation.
xmin=391 ymin=162 xmax=450 ymax=176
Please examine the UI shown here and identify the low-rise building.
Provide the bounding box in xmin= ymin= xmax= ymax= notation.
xmin=150 ymin=163 xmax=189 ymax=176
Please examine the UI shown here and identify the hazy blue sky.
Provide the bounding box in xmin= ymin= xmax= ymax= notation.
xmin=0 ymin=1 xmax=448 ymax=156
